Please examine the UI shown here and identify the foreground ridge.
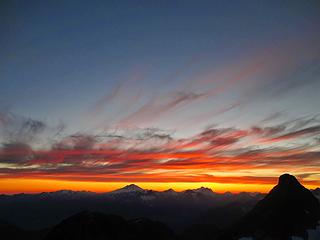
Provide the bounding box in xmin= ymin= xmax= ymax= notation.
xmin=225 ymin=173 xmax=320 ymax=240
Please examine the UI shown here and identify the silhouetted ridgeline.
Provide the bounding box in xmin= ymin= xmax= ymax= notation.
xmin=0 ymin=174 xmax=319 ymax=240
xmin=0 ymin=185 xmax=264 ymax=230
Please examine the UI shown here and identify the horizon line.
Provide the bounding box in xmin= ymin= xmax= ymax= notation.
xmin=1 ymin=182 xmax=319 ymax=196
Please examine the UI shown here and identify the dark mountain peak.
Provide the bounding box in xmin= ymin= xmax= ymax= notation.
xmin=269 ymin=173 xmax=308 ymax=198
xmin=231 ymin=174 xmax=320 ymax=239
xmin=278 ymin=173 xmax=301 ymax=188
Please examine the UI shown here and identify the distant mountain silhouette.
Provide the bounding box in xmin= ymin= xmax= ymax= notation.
xmin=225 ymin=173 xmax=320 ymax=240
xmin=0 ymin=185 xmax=263 ymax=230
xmin=0 ymin=175 xmax=319 ymax=240
xmin=44 ymin=211 xmax=175 ymax=240
xmin=111 ymin=184 xmax=145 ymax=194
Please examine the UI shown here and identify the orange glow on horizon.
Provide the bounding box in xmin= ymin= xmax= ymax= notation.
xmin=0 ymin=178 xmax=318 ymax=195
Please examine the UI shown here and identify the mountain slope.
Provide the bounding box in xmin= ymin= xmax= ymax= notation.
xmin=229 ymin=174 xmax=320 ymax=240
xmin=44 ymin=211 xmax=175 ymax=240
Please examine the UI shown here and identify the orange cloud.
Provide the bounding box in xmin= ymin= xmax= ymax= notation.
xmin=1 ymin=119 xmax=320 ymax=194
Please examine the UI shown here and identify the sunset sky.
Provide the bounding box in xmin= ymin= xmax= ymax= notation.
xmin=1 ymin=1 xmax=320 ymax=194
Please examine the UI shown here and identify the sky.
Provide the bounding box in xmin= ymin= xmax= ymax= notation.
xmin=0 ymin=0 xmax=320 ymax=193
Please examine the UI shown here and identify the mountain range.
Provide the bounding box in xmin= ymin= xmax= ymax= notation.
xmin=0 ymin=184 xmax=264 ymax=230
xmin=0 ymin=174 xmax=319 ymax=240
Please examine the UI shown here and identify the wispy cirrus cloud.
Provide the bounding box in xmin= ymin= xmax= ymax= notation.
xmin=1 ymin=39 xmax=320 ymax=190
xmin=0 ymin=111 xmax=64 ymax=146
xmin=117 ymin=91 xmax=205 ymax=127
xmin=0 ymin=114 xmax=319 ymax=187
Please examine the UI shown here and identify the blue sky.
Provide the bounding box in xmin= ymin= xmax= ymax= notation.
xmin=1 ymin=0 xmax=320 ymax=137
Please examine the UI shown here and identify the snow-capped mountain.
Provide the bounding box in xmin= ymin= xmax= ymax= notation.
xmin=0 ymin=184 xmax=268 ymax=230
xmin=192 ymin=187 xmax=215 ymax=196
xmin=109 ymin=184 xmax=145 ymax=194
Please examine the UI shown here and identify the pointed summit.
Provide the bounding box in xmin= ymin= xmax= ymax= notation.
xmin=278 ymin=173 xmax=301 ymax=187
xmin=230 ymin=174 xmax=320 ymax=239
